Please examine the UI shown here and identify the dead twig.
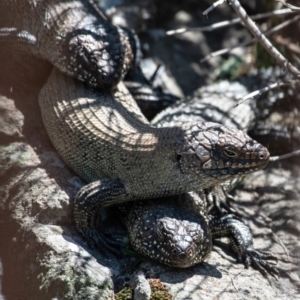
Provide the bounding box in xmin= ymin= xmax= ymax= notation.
xmin=233 ymin=79 xmax=299 ymax=107
xmin=203 ymin=0 xmax=227 ymax=17
xmin=273 ymin=35 xmax=300 ymax=55
xmin=230 ymin=275 xmax=239 ymax=292
xmin=200 ymin=14 xmax=300 ymax=63
xmin=227 ymin=0 xmax=300 ymax=78
xmin=272 ymin=232 xmax=290 ymax=262
xmin=166 ymin=8 xmax=296 ymax=35
xmin=269 ymin=149 xmax=300 ymax=161
xmin=277 ymin=0 xmax=300 ymax=11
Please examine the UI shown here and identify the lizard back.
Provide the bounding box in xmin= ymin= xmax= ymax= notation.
xmin=39 ymin=69 xmax=188 ymax=198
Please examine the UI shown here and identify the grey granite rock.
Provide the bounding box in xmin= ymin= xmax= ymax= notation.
xmin=0 ymin=93 xmax=115 ymax=300
xmin=130 ymin=271 xmax=151 ymax=300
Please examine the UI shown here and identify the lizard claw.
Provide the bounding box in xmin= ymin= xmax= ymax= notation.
xmin=210 ymin=213 xmax=279 ymax=278
xmin=241 ymin=247 xmax=279 ymax=278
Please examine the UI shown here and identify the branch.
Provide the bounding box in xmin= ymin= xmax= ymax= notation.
xmin=234 ymin=79 xmax=299 ymax=107
xmin=166 ymin=8 xmax=296 ymax=35
xmin=228 ymin=0 xmax=300 ymax=79
xmin=203 ymin=0 xmax=227 ymax=17
xmin=270 ymin=149 xmax=300 ymax=161
xmin=274 ymin=35 xmax=300 ymax=55
xmin=277 ymin=0 xmax=300 ymax=11
xmin=200 ymin=14 xmax=300 ymax=63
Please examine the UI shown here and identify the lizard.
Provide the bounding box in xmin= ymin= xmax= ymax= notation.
xmin=115 ymin=81 xmax=278 ymax=278
xmin=0 ymin=0 xmax=270 ymax=254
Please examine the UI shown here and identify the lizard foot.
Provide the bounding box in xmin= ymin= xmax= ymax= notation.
xmin=74 ymin=178 xmax=127 ymax=256
xmin=242 ymin=247 xmax=279 ymax=278
xmin=210 ymin=213 xmax=279 ymax=278
xmin=79 ymin=227 xmax=122 ymax=257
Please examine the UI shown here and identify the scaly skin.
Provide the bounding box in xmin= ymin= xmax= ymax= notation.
xmin=119 ymin=193 xmax=278 ymax=277
xmin=0 ymin=0 xmax=135 ymax=87
xmin=118 ymin=192 xmax=212 ymax=268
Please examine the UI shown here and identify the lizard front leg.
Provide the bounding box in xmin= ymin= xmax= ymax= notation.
xmin=74 ymin=178 xmax=127 ymax=254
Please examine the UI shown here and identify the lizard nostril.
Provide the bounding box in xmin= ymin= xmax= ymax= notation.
xmin=179 ymin=253 xmax=187 ymax=260
xmin=258 ymin=150 xmax=269 ymax=160
xmin=258 ymin=151 xmax=268 ymax=160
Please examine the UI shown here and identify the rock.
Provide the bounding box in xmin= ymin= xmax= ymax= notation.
xmin=130 ymin=271 xmax=151 ymax=300
xmin=0 ymin=93 xmax=115 ymax=300
xmin=0 ymin=95 xmax=23 ymax=142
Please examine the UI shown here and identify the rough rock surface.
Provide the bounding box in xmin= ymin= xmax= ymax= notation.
xmin=0 ymin=91 xmax=115 ymax=299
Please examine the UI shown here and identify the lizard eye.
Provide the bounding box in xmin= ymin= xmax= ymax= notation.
xmin=224 ymin=147 xmax=238 ymax=158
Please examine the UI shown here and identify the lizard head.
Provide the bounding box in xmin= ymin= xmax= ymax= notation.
xmin=177 ymin=122 xmax=270 ymax=187
xmin=129 ymin=201 xmax=212 ymax=268
xmin=63 ymin=24 xmax=135 ymax=87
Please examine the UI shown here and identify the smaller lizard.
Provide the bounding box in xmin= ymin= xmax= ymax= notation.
xmin=117 ymin=193 xmax=278 ymax=278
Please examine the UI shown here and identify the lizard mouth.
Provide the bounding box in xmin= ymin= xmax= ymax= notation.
xmin=147 ymin=244 xmax=210 ymax=268
xmin=230 ymin=159 xmax=269 ymax=173
xmin=144 ymin=246 xmax=198 ymax=268
xmin=204 ymin=159 xmax=269 ymax=177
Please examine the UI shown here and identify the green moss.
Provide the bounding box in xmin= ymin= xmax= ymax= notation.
xmin=214 ymin=55 xmax=246 ymax=80
xmin=151 ymin=290 xmax=171 ymax=300
xmin=115 ymin=287 xmax=133 ymax=300
xmin=115 ymin=279 xmax=172 ymax=300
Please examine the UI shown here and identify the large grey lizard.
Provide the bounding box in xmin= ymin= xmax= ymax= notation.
xmin=1 ymin=0 xmax=270 ymax=253
xmin=39 ymin=69 xmax=269 ymax=252
xmin=116 ymin=82 xmax=278 ymax=277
